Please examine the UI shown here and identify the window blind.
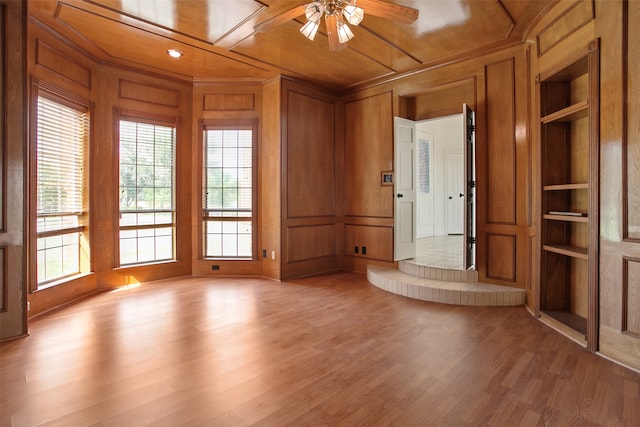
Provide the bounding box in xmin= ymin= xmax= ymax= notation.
xmin=36 ymin=96 xmax=87 ymax=220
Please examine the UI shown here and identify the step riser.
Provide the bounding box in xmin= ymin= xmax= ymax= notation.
xmin=367 ymin=266 xmax=525 ymax=307
xmin=399 ymin=261 xmax=478 ymax=282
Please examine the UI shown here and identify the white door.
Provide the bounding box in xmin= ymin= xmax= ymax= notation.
xmin=445 ymin=152 xmax=464 ymax=234
xmin=394 ymin=117 xmax=416 ymax=261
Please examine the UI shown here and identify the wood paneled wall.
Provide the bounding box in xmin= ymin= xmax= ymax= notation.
xmin=26 ymin=21 xmax=193 ymax=316
xmin=340 ymin=45 xmax=533 ymax=287
xmin=191 ymin=82 xmax=264 ymax=277
xmin=595 ymin=0 xmax=640 ymax=370
xmin=280 ymin=80 xmax=339 ymax=280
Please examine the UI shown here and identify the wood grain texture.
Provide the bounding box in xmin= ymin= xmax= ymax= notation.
xmin=485 ymin=58 xmax=516 ymax=225
xmin=626 ymin=0 xmax=640 ymax=241
xmin=344 ymin=92 xmax=393 ymax=218
xmin=537 ymin=0 xmax=595 ymax=56
xmin=486 ymin=233 xmax=516 ymax=282
xmin=35 ymin=39 xmax=91 ymax=88
xmin=3 ymin=272 xmax=640 ymax=426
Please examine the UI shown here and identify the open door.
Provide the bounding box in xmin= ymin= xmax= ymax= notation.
xmin=394 ymin=117 xmax=416 ymax=261
xmin=463 ymin=104 xmax=476 ymax=270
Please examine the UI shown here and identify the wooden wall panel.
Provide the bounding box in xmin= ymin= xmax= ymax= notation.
xmin=537 ymin=0 xmax=595 ymax=56
xmin=203 ymin=93 xmax=254 ymax=111
xmin=35 ymin=39 xmax=91 ymax=88
xmin=344 ymin=92 xmax=393 ymax=218
xmin=260 ymin=77 xmax=281 ymax=280
xmin=486 ymin=233 xmax=516 ymax=282
xmin=485 ymin=58 xmax=516 ymax=225
xmin=0 ymin=0 xmax=27 ymax=339
xmin=344 ymin=224 xmax=393 ymax=262
xmin=409 ymin=79 xmax=476 ymax=120
xmin=623 ymin=257 xmax=640 ymax=337
xmin=286 ymin=225 xmax=336 ymax=263
xmin=281 ymin=80 xmax=338 ymax=280
xmin=626 ymin=0 xmax=640 ymax=240
xmin=286 ymin=90 xmax=335 ymax=218
xmin=0 ymin=246 xmax=5 ymax=311
xmin=119 ymin=79 xmax=179 ymax=107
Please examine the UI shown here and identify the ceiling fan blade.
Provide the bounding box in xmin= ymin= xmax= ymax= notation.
xmin=356 ymin=0 xmax=419 ymax=24
xmin=254 ymin=1 xmax=308 ymax=33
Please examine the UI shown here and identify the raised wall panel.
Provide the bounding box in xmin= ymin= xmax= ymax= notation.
xmin=286 ymin=225 xmax=336 ymax=263
xmin=344 ymin=224 xmax=393 ymax=262
xmin=626 ymin=0 xmax=640 ymax=240
xmin=623 ymin=257 xmax=640 ymax=337
xmin=119 ymin=79 xmax=179 ymax=107
xmin=486 ymin=58 xmax=516 ymax=225
xmin=0 ymin=246 xmax=5 ymax=311
xmin=286 ymin=91 xmax=335 ymax=218
xmin=36 ymin=39 xmax=91 ymax=88
xmin=411 ymin=78 xmax=476 ymax=120
xmin=203 ymin=94 xmax=255 ymax=111
xmin=537 ymin=0 xmax=595 ymax=56
xmin=486 ymin=233 xmax=516 ymax=282
xmin=344 ymin=92 xmax=393 ymax=218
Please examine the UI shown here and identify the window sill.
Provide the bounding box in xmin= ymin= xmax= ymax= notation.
xmin=114 ymin=259 xmax=180 ymax=271
xmin=34 ymin=272 xmax=95 ymax=293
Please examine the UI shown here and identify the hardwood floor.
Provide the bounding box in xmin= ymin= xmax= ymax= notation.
xmin=1 ymin=272 xmax=639 ymax=426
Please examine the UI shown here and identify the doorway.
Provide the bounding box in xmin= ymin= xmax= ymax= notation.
xmin=394 ymin=107 xmax=475 ymax=270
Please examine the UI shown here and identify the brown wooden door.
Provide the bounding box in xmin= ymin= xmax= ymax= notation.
xmin=0 ymin=0 xmax=27 ymax=341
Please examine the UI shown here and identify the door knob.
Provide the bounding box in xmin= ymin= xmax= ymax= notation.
xmin=459 ymin=193 xmax=464 ymax=197
xmin=397 ymin=194 xmax=403 ymax=198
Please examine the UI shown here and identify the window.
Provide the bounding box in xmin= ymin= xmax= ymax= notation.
xmin=36 ymin=95 xmax=89 ymax=286
xmin=203 ymin=124 xmax=256 ymax=258
xmin=118 ymin=118 xmax=176 ymax=266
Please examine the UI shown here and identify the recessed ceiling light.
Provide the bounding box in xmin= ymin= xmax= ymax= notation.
xmin=167 ymin=49 xmax=183 ymax=59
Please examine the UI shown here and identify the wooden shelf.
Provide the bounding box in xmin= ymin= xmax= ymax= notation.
xmin=543 ymin=244 xmax=588 ymax=260
xmin=540 ymin=311 xmax=588 ymax=346
xmin=543 ymin=213 xmax=588 ymax=223
xmin=541 ymin=100 xmax=589 ymax=123
xmin=544 ymin=183 xmax=589 ymax=191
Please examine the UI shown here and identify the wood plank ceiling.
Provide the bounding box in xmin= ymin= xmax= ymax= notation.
xmin=28 ymin=0 xmax=554 ymax=92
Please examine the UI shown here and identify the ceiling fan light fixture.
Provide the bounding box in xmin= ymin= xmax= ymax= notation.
xmin=305 ymin=2 xmax=325 ymax=22
xmin=337 ymin=20 xmax=354 ymax=43
xmin=342 ymin=5 xmax=364 ymax=26
xmin=300 ymin=19 xmax=320 ymax=41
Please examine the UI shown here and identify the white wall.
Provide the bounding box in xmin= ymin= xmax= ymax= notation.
xmin=416 ymin=114 xmax=464 ymax=237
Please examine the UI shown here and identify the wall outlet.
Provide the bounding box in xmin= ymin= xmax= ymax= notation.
xmin=271 ymin=251 xmax=276 ymax=260
xmin=355 ymin=246 xmax=359 ymax=254
xmin=262 ymin=249 xmax=267 ymax=258
xmin=212 ymin=265 xmax=220 ymax=271
xmin=362 ymin=246 xmax=367 ymax=255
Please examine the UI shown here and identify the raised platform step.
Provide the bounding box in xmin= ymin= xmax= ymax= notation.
xmin=399 ymin=260 xmax=479 ymax=282
xmin=367 ymin=265 xmax=526 ymax=307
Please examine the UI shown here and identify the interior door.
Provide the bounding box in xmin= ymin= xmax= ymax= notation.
xmin=0 ymin=0 xmax=27 ymax=341
xmin=445 ymin=152 xmax=464 ymax=234
xmin=463 ymin=103 xmax=476 ymax=270
xmin=394 ymin=117 xmax=416 ymax=261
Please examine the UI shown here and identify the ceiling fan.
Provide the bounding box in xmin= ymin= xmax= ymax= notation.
xmin=254 ymin=0 xmax=419 ymax=51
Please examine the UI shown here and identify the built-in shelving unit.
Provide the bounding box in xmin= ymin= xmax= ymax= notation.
xmin=537 ymin=40 xmax=599 ymax=350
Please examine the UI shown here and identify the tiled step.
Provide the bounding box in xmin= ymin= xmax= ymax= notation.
xmin=367 ymin=265 xmax=526 ymax=307
xmin=399 ymin=260 xmax=479 ymax=282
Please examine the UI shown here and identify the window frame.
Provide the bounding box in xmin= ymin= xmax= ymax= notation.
xmin=114 ymin=109 xmax=178 ymax=267
xmin=200 ymin=119 xmax=258 ymax=260
xmin=29 ymin=79 xmax=92 ymax=291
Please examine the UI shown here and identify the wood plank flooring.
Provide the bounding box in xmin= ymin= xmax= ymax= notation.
xmin=1 ymin=272 xmax=639 ymax=426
